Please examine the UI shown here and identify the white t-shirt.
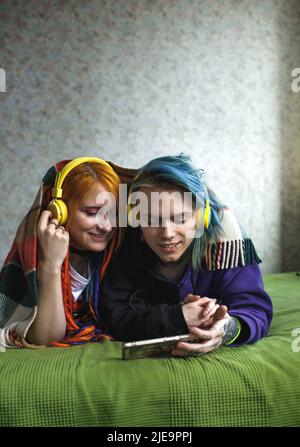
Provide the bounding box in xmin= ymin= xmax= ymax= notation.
xmin=69 ymin=263 xmax=91 ymax=301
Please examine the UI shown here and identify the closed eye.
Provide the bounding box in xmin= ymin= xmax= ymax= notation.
xmin=83 ymin=207 xmax=101 ymax=216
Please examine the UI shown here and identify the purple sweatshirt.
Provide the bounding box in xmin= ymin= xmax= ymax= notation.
xmin=100 ymin=229 xmax=273 ymax=346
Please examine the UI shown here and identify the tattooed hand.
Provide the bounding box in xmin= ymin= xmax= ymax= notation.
xmin=171 ymin=306 xmax=240 ymax=357
xmin=181 ymin=295 xmax=220 ymax=328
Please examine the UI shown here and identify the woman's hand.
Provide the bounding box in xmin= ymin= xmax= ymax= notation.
xmin=181 ymin=294 xmax=219 ymax=328
xmin=37 ymin=210 xmax=69 ymax=268
xmin=172 ymin=305 xmax=229 ymax=357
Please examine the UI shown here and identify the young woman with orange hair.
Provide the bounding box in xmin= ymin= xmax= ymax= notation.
xmin=0 ymin=158 xmax=129 ymax=348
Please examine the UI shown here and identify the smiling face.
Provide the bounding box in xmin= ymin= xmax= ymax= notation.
xmin=67 ymin=182 xmax=115 ymax=252
xmin=138 ymin=186 xmax=197 ymax=264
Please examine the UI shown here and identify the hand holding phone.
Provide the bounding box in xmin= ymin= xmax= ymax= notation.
xmin=122 ymin=334 xmax=197 ymax=360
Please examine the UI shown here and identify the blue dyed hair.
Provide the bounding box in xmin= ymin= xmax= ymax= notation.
xmin=130 ymin=154 xmax=225 ymax=271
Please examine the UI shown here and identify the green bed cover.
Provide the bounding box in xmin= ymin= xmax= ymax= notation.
xmin=0 ymin=272 xmax=299 ymax=427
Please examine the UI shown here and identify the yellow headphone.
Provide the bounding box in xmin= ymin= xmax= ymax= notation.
xmin=48 ymin=157 xmax=112 ymax=226
xmin=195 ymin=198 xmax=211 ymax=230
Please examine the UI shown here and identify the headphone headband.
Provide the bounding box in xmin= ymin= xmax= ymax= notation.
xmin=51 ymin=157 xmax=112 ymax=199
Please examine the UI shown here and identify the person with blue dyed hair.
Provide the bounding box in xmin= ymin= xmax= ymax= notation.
xmin=100 ymin=154 xmax=273 ymax=357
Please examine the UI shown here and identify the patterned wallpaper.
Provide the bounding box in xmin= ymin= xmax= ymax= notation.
xmin=1 ymin=0 xmax=300 ymax=273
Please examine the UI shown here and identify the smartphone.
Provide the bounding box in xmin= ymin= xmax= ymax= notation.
xmin=122 ymin=334 xmax=197 ymax=360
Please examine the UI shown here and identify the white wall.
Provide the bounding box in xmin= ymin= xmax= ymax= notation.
xmin=1 ymin=0 xmax=300 ymax=273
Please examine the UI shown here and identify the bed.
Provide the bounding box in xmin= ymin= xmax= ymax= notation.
xmin=0 ymin=272 xmax=299 ymax=427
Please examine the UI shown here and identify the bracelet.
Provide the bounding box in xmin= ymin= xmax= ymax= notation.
xmin=222 ymin=316 xmax=241 ymax=345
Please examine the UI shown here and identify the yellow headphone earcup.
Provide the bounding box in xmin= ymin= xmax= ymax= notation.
xmin=48 ymin=199 xmax=68 ymax=226
xmin=196 ymin=200 xmax=211 ymax=231
xmin=203 ymin=201 xmax=211 ymax=230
